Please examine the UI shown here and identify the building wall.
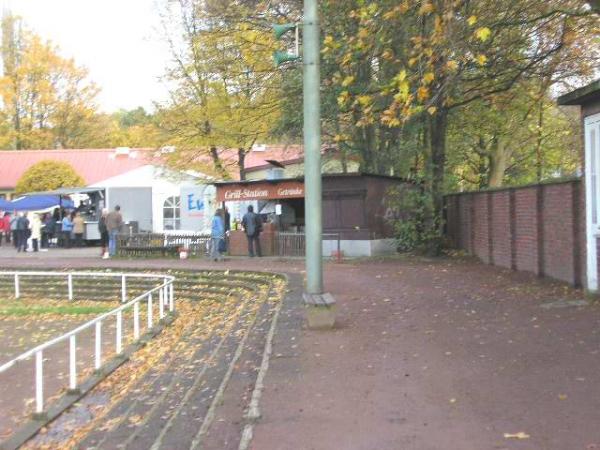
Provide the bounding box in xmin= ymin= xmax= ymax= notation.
xmin=321 ymin=175 xmax=413 ymax=240
xmin=91 ymin=165 xmax=210 ymax=233
xmin=582 ymin=104 xmax=600 ymax=290
xmin=445 ymin=179 xmax=584 ymax=286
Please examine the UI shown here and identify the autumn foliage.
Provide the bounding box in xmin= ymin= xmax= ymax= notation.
xmin=15 ymin=160 xmax=84 ymax=194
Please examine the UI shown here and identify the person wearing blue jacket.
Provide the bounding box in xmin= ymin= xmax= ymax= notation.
xmin=211 ymin=209 xmax=224 ymax=261
xmin=61 ymin=214 xmax=74 ymax=248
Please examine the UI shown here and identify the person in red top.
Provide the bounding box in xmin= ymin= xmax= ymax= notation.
xmin=0 ymin=212 xmax=4 ymax=246
xmin=0 ymin=212 xmax=9 ymax=246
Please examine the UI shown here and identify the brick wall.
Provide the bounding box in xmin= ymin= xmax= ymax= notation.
xmin=445 ymin=179 xmax=584 ymax=286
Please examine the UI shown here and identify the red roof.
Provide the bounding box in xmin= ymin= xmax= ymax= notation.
xmin=0 ymin=148 xmax=152 ymax=189
xmin=0 ymin=145 xmax=313 ymax=190
xmin=209 ymin=145 xmax=305 ymax=175
xmin=241 ymin=145 xmax=304 ymax=169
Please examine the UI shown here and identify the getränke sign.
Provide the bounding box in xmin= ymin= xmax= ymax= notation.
xmin=217 ymin=181 xmax=305 ymax=202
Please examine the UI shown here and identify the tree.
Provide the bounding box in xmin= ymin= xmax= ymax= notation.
xmin=107 ymin=107 xmax=163 ymax=148
xmin=321 ymin=0 xmax=598 ymax=252
xmin=15 ymin=160 xmax=85 ymax=194
xmin=0 ymin=13 xmax=113 ymax=150
xmin=156 ymin=0 xmax=285 ymax=179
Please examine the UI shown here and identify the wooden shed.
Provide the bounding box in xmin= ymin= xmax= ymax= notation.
xmin=558 ymin=79 xmax=600 ymax=292
xmin=214 ymin=173 xmax=412 ymax=257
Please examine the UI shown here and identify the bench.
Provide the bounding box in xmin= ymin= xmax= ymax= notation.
xmin=303 ymin=292 xmax=336 ymax=329
xmin=118 ymin=245 xmax=179 ymax=257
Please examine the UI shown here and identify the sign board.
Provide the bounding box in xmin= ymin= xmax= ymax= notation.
xmin=216 ymin=181 xmax=305 ymax=202
xmin=181 ymin=187 xmax=206 ymax=231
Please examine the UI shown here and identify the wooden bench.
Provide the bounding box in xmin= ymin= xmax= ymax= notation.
xmin=303 ymin=292 xmax=336 ymax=329
xmin=118 ymin=246 xmax=179 ymax=257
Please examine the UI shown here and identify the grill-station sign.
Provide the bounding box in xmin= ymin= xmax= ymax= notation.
xmin=217 ymin=181 xmax=305 ymax=202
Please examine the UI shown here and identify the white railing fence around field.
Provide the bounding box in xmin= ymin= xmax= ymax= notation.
xmin=0 ymin=271 xmax=176 ymax=416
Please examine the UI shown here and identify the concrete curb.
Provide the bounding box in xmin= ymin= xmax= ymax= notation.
xmin=238 ymin=274 xmax=293 ymax=450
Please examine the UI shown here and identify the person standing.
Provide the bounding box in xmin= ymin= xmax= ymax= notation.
xmin=106 ymin=205 xmax=123 ymax=257
xmin=16 ymin=212 xmax=29 ymax=252
xmin=222 ymin=206 xmax=231 ymax=253
xmin=0 ymin=212 xmax=5 ymax=246
xmin=211 ymin=209 xmax=224 ymax=261
xmin=61 ymin=213 xmax=74 ymax=248
xmin=41 ymin=213 xmax=52 ymax=249
xmin=98 ymin=208 xmax=109 ymax=259
xmin=10 ymin=212 xmax=19 ymax=249
xmin=30 ymin=213 xmax=42 ymax=252
xmin=53 ymin=209 xmax=62 ymax=247
xmin=242 ymin=205 xmax=262 ymax=257
xmin=2 ymin=212 xmax=10 ymax=245
xmin=223 ymin=206 xmax=231 ymax=233
xmin=73 ymin=212 xmax=85 ymax=247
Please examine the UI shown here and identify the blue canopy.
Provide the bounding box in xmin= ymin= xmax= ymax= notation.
xmin=0 ymin=198 xmax=11 ymax=210
xmin=8 ymin=195 xmax=74 ymax=211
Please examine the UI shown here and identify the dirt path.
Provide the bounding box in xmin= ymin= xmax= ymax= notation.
xmin=3 ymin=254 xmax=600 ymax=449
xmin=252 ymin=256 xmax=600 ymax=450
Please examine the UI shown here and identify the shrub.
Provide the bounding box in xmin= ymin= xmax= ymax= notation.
xmin=15 ymin=160 xmax=85 ymax=194
xmin=386 ymin=185 xmax=442 ymax=253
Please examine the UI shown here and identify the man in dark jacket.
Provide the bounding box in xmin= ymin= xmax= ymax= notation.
xmin=16 ymin=213 xmax=29 ymax=252
xmin=242 ymin=205 xmax=262 ymax=257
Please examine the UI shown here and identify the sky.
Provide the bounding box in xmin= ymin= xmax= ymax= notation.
xmin=4 ymin=0 xmax=173 ymax=112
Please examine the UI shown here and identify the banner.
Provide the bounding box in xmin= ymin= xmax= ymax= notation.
xmin=181 ymin=187 xmax=207 ymax=231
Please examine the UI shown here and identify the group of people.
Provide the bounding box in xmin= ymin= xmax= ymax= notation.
xmin=0 ymin=210 xmax=57 ymax=252
xmin=1 ymin=201 xmax=259 ymax=260
xmin=0 ymin=207 xmax=96 ymax=253
xmin=210 ymin=205 xmax=263 ymax=261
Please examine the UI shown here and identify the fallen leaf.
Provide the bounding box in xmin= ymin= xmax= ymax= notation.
xmin=504 ymin=432 xmax=530 ymax=440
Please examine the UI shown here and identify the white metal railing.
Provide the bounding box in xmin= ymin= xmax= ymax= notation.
xmin=0 ymin=271 xmax=176 ymax=416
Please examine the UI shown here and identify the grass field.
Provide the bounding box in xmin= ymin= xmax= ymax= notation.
xmin=0 ymin=298 xmax=115 ymax=317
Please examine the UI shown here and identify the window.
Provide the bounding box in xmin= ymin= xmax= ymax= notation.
xmin=163 ymin=196 xmax=181 ymax=230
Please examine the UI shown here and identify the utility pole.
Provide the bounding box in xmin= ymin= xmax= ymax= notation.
xmin=303 ymin=0 xmax=323 ymax=295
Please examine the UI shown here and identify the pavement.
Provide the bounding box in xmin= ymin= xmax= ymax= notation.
xmin=2 ymin=249 xmax=600 ymax=449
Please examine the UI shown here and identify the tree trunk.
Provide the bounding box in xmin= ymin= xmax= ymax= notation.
xmin=535 ymin=99 xmax=544 ymax=182
xmin=425 ymin=107 xmax=448 ymax=255
xmin=237 ymin=148 xmax=246 ymax=180
xmin=488 ymin=137 xmax=510 ymax=188
xmin=209 ymin=146 xmax=230 ymax=179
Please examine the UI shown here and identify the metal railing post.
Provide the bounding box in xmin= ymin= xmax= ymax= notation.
xmin=134 ymin=301 xmax=140 ymax=340
xmin=121 ymin=275 xmax=127 ymax=303
xmin=69 ymin=335 xmax=77 ymax=390
xmin=14 ymin=273 xmax=20 ymax=299
xmin=116 ymin=311 xmax=123 ymax=354
xmin=68 ymin=274 xmax=73 ymax=301
xmin=35 ymin=350 xmax=43 ymax=414
xmin=95 ymin=322 xmax=102 ymax=370
xmin=0 ymin=270 xmax=178 ymax=419
xmin=147 ymin=293 xmax=153 ymax=329
xmin=159 ymin=288 xmax=164 ymax=319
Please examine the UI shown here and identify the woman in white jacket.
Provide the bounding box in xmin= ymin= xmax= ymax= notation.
xmin=30 ymin=213 xmax=42 ymax=252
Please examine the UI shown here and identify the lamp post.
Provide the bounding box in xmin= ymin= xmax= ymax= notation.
xmin=303 ymin=0 xmax=323 ymax=295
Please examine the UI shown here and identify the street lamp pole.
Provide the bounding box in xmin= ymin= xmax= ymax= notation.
xmin=303 ymin=0 xmax=323 ymax=295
